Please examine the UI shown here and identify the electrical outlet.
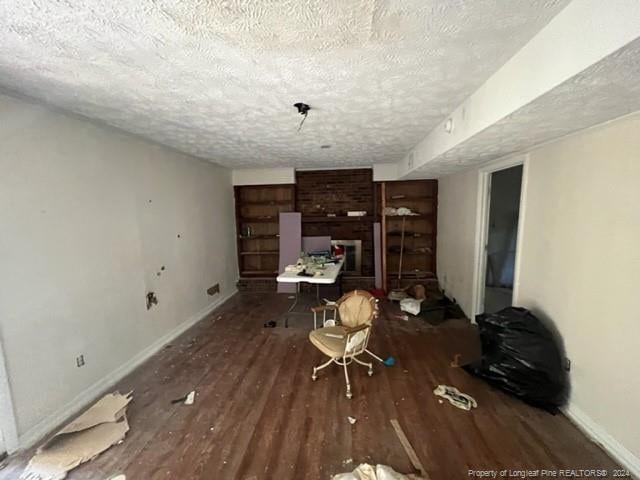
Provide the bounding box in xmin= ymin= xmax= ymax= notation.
xmin=76 ymin=354 xmax=85 ymax=368
xmin=207 ymin=283 xmax=220 ymax=296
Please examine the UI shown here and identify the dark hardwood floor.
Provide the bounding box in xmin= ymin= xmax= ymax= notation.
xmin=0 ymin=293 xmax=620 ymax=479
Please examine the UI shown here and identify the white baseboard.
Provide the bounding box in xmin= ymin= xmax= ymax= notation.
xmin=16 ymin=289 xmax=237 ymax=452
xmin=563 ymin=403 xmax=640 ymax=478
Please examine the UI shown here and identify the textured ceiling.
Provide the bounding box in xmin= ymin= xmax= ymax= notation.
xmin=409 ymin=38 xmax=640 ymax=178
xmin=0 ymin=0 xmax=569 ymax=169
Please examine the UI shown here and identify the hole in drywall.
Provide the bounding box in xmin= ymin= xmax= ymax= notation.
xmin=146 ymin=291 xmax=158 ymax=310
xmin=207 ymin=283 xmax=220 ymax=296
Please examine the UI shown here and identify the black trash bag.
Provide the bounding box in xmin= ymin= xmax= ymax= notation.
xmin=417 ymin=295 xmax=466 ymax=325
xmin=464 ymin=307 xmax=568 ymax=412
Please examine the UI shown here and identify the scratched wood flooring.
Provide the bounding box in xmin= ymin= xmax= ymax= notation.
xmin=0 ymin=293 xmax=619 ymax=480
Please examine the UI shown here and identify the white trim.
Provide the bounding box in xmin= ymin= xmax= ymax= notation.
xmin=471 ymin=170 xmax=490 ymax=321
xmin=563 ymin=403 xmax=640 ymax=478
xmin=16 ymin=289 xmax=237 ymax=452
xmin=471 ymin=154 xmax=528 ymax=321
xmin=511 ymin=158 xmax=529 ymax=305
xmin=0 ymin=340 xmax=19 ymax=454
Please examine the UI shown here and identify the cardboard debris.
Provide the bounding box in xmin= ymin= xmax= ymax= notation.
xmin=332 ymin=463 xmax=425 ymax=480
xmin=21 ymin=392 xmax=132 ymax=480
xmin=54 ymin=392 xmax=131 ymax=437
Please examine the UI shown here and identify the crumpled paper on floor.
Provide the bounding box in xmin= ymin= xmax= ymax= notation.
xmin=433 ymin=384 xmax=477 ymax=410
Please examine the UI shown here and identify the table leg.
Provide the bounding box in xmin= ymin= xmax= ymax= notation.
xmin=285 ymin=284 xmax=299 ymax=328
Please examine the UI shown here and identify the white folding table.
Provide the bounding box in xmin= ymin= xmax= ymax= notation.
xmin=276 ymin=258 xmax=344 ymax=327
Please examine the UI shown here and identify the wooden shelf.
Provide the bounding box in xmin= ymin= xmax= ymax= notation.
xmin=387 ymin=232 xmax=433 ymax=237
xmin=302 ymin=215 xmax=373 ymax=223
xmin=238 ymin=200 xmax=293 ymax=206
xmin=239 ymin=234 xmax=280 ymax=239
xmin=239 ymin=217 xmax=279 ymax=223
xmin=240 ymin=270 xmax=278 ymax=276
xmin=240 ymin=251 xmax=279 ymax=256
xmin=386 ymin=194 xmax=435 ymax=201
xmin=384 ymin=214 xmax=433 ymax=220
xmin=387 ymin=271 xmax=437 ymax=278
xmin=387 ymin=250 xmax=432 ymax=255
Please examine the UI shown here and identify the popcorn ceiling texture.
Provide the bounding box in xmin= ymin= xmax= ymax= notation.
xmin=0 ymin=0 xmax=569 ymax=169
xmin=410 ymin=38 xmax=640 ymax=177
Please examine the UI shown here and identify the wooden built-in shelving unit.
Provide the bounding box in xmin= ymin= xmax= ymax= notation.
xmin=235 ymin=175 xmax=437 ymax=292
xmin=234 ymin=184 xmax=295 ymax=277
xmin=379 ymin=180 xmax=438 ymax=291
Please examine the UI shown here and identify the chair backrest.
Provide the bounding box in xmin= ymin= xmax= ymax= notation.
xmin=337 ymin=290 xmax=378 ymax=328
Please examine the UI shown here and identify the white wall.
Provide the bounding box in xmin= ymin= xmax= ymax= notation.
xmin=373 ymin=163 xmax=399 ymax=182
xmin=436 ymin=112 xmax=640 ymax=473
xmin=0 ymin=93 xmax=238 ymax=449
xmin=232 ymin=167 xmax=294 ymax=185
xmin=437 ymin=168 xmax=478 ymax=316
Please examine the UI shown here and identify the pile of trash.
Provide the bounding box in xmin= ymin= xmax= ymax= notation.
xmin=389 ymin=283 xmax=465 ymax=325
xmin=464 ymin=307 xmax=569 ymax=412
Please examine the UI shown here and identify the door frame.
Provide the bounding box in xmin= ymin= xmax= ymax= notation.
xmin=471 ymin=154 xmax=529 ymax=321
xmin=0 ymin=338 xmax=19 ymax=454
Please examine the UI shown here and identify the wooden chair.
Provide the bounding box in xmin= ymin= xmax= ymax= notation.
xmin=308 ymin=290 xmax=379 ymax=399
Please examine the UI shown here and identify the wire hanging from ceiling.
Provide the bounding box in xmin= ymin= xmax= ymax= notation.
xmin=294 ymin=102 xmax=311 ymax=132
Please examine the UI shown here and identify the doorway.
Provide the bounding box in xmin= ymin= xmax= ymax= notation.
xmin=473 ymin=157 xmax=527 ymax=319
xmin=484 ymin=165 xmax=523 ymax=312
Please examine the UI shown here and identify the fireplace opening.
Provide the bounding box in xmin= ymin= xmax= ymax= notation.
xmin=331 ymin=239 xmax=362 ymax=276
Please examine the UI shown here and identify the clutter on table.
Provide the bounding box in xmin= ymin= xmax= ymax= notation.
xmin=283 ymin=251 xmax=342 ymax=278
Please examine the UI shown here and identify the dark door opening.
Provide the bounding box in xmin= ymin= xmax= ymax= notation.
xmin=483 ymin=165 xmax=523 ymax=314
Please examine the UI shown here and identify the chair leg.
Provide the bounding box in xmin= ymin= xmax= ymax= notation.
xmin=312 ymin=357 xmax=335 ymax=381
xmin=342 ymin=358 xmax=352 ymax=399
xmin=354 ymin=356 xmax=374 ymax=376
xmin=365 ymin=348 xmax=385 ymax=364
